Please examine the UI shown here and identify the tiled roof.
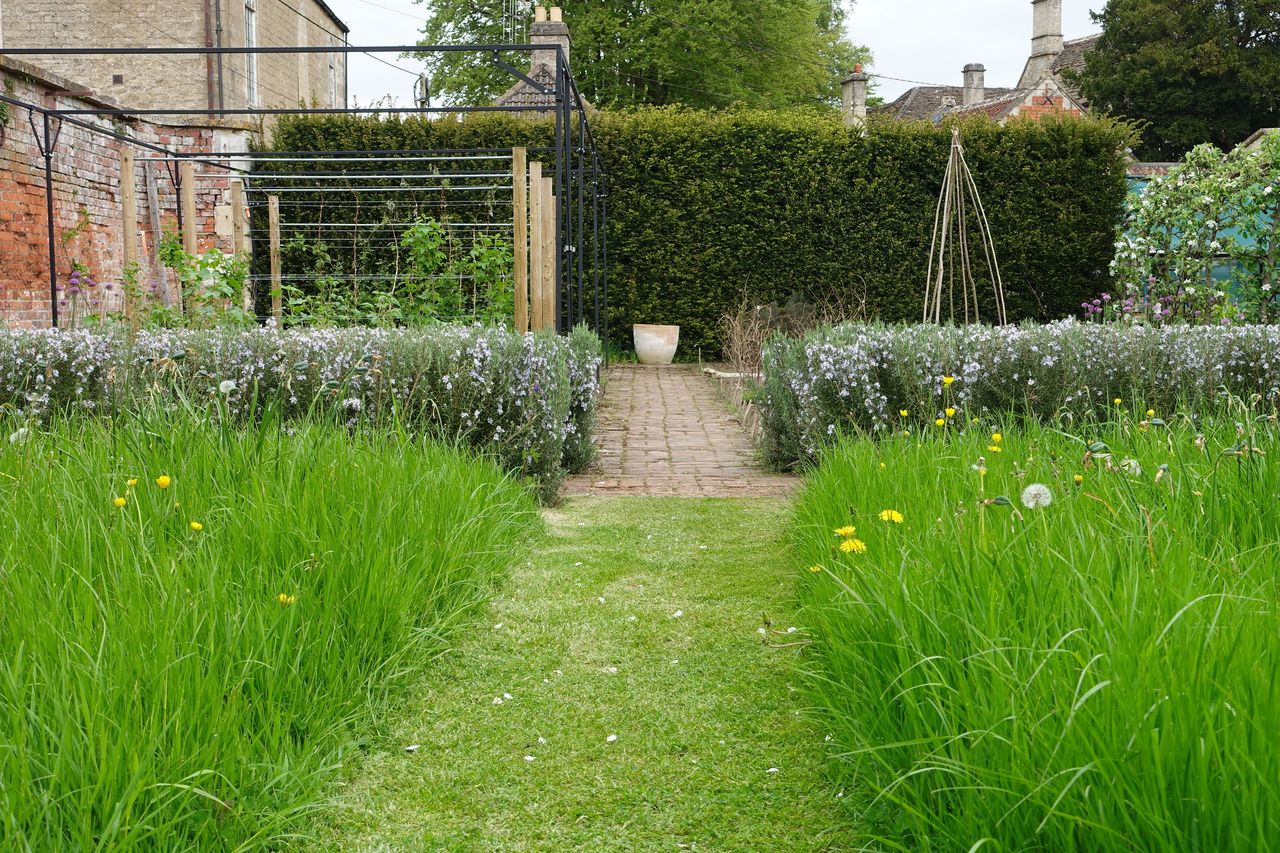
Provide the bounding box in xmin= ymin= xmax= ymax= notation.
xmin=496 ymin=62 xmax=558 ymax=110
xmin=875 ymin=86 xmax=1017 ymax=121
xmin=1052 ymin=34 xmax=1100 ymax=78
xmin=946 ymin=89 xmax=1028 ymax=121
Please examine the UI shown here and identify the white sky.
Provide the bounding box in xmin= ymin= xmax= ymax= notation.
xmin=324 ymin=0 xmax=1104 ymax=107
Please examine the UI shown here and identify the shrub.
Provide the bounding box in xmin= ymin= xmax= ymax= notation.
xmin=266 ymin=109 xmax=1134 ymax=355
xmin=0 ymin=324 xmax=601 ymax=501
xmin=792 ymin=417 xmax=1280 ymax=848
xmin=760 ymin=320 xmax=1280 ymax=469
xmin=0 ymin=413 xmax=538 ymax=849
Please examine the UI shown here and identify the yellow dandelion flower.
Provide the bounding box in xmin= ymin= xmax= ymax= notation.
xmin=1073 ymin=474 xmax=1084 ymax=484
xmin=898 ymin=409 xmax=908 ymax=418
xmin=987 ymin=445 xmax=1003 ymax=453
xmin=945 ymin=407 xmax=956 ymax=418
xmin=878 ymin=509 xmax=904 ymax=523
xmin=1113 ymin=398 xmax=1122 ymax=406
xmin=935 ymin=417 xmax=946 ymax=427
xmin=1146 ymin=409 xmax=1155 ymax=418
xmin=126 ymin=478 xmax=138 ymax=488
xmin=808 ymin=565 xmax=824 ymax=573
xmin=112 ymin=496 xmax=127 ymax=508
xmin=189 ymin=521 xmax=203 ymax=532
xmin=991 ymin=432 xmax=1002 ymax=444
xmin=155 ymin=475 xmax=171 ymax=489
xmin=839 ymin=538 xmax=867 ymax=554
xmin=277 ymin=593 xmax=296 ymax=606
xmin=942 ymin=376 xmax=955 ymax=386
xmin=834 ymin=525 xmax=856 ymax=538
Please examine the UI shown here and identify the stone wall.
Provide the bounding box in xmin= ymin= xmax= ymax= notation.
xmin=0 ymin=0 xmax=347 ymax=113
xmin=0 ymin=57 xmax=248 ymax=328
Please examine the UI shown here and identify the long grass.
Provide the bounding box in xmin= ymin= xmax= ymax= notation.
xmin=792 ymin=412 xmax=1280 ymax=850
xmin=0 ymin=410 xmax=538 ymax=850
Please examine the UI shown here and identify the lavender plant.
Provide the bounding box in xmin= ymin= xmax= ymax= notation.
xmin=0 ymin=325 xmax=601 ymax=501
xmin=760 ymin=320 xmax=1280 ymax=468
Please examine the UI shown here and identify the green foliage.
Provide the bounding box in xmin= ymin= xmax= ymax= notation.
xmin=0 ymin=412 xmax=538 ymax=850
xmin=793 ymin=415 xmax=1280 ymax=847
xmin=1113 ymin=132 xmax=1280 ymax=322
xmin=415 ymin=0 xmax=868 ymax=109
xmin=1073 ymin=0 xmax=1280 ymax=161
xmin=157 ymin=234 xmax=254 ymax=328
xmin=268 ymin=109 xmax=1133 ymax=355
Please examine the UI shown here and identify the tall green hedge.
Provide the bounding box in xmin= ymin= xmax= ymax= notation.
xmin=267 ymin=108 xmax=1134 ymax=354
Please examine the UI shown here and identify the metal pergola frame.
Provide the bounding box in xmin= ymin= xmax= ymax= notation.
xmin=0 ymin=43 xmax=607 ymax=339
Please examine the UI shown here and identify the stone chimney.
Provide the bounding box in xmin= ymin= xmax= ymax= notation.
xmin=1019 ymin=0 xmax=1063 ymax=87
xmin=842 ymin=64 xmax=869 ymax=129
xmin=530 ymin=6 xmax=570 ymax=72
xmin=962 ymin=63 xmax=985 ymax=106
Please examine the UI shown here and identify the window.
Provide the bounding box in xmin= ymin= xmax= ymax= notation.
xmin=244 ymin=0 xmax=258 ymax=106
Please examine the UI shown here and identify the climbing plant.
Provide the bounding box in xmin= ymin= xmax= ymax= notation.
xmin=1110 ymin=131 xmax=1280 ymax=323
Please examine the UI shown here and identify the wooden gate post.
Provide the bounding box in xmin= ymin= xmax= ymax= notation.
xmin=120 ymin=148 xmax=138 ymax=327
xmin=178 ymin=160 xmax=197 ymax=256
xmin=529 ymin=161 xmax=544 ymax=331
xmin=229 ymin=179 xmax=250 ymax=311
xmin=512 ymin=147 xmax=529 ymax=333
xmin=541 ymin=176 xmax=556 ymax=333
xmin=268 ymin=195 xmax=282 ymax=323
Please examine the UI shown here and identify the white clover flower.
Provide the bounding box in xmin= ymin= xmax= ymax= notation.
xmin=218 ymin=379 xmax=236 ymax=395
xmin=1020 ymin=483 xmax=1053 ymax=509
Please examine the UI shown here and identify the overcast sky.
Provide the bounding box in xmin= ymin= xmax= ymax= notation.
xmin=324 ymin=0 xmax=1105 ymax=107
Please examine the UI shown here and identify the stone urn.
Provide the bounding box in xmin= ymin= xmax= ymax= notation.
xmin=633 ymin=324 xmax=680 ymax=365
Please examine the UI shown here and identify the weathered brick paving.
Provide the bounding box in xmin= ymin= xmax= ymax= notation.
xmin=562 ymin=364 xmax=797 ymax=497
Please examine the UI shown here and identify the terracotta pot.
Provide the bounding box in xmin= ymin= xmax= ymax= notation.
xmin=633 ymin=324 xmax=680 ymax=365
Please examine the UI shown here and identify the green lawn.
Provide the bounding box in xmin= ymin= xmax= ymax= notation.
xmin=307 ymin=497 xmax=856 ymax=851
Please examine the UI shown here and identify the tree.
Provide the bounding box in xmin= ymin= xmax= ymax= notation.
xmin=1072 ymin=0 xmax=1280 ymax=161
xmin=414 ymin=0 xmax=868 ymax=109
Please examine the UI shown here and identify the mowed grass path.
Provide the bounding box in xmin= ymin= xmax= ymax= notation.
xmin=307 ymin=497 xmax=856 ymax=851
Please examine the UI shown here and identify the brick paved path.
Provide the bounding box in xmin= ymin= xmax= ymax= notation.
xmin=562 ymin=365 xmax=797 ymax=498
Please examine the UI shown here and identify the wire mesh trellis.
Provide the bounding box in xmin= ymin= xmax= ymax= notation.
xmin=0 ymin=42 xmax=606 ymax=339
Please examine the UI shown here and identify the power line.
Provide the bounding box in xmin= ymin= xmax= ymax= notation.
xmin=346 ymin=0 xmax=425 ymax=21
xmin=271 ymin=0 xmax=422 ymax=78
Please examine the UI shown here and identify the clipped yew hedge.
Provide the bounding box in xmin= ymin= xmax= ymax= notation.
xmin=267 ymin=108 xmax=1134 ymax=355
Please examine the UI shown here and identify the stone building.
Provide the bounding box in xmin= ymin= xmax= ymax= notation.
xmin=845 ymin=0 xmax=1095 ymax=126
xmin=0 ymin=0 xmax=349 ymax=113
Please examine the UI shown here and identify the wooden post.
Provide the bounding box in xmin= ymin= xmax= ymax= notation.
xmin=541 ymin=176 xmax=556 ymax=333
xmin=179 ymin=160 xmax=197 ymax=256
xmin=268 ymin=195 xmax=282 ymax=323
xmin=512 ymin=147 xmax=529 ymax=333
xmin=230 ymin=179 xmax=250 ymax=311
xmin=142 ymin=161 xmax=175 ymax=310
xmin=529 ymin=161 xmax=544 ymax=331
xmin=120 ymin=148 xmax=138 ymax=327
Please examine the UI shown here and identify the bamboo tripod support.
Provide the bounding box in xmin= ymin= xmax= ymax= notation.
xmin=924 ymin=127 xmax=1009 ymax=326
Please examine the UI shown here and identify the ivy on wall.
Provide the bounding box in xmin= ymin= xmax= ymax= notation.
xmin=266 ymin=108 xmax=1136 ymax=354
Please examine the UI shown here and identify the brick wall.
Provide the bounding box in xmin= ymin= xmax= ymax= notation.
xmin=0 ymin=0 xmax=348 ymax=113
xmin=1 ymin=57 xmax=249 ymax=328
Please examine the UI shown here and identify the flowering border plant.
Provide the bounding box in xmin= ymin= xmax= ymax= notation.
xmin=0 ymin=324 xmax=601 ymax=501
xmin=760 ymin=320 xmax=1280 ymax=468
